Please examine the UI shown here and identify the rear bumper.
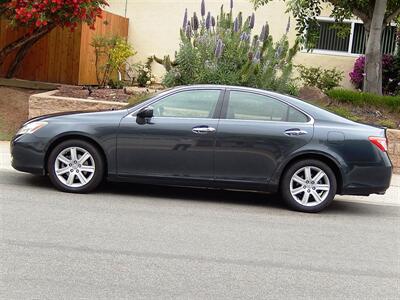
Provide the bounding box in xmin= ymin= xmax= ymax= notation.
xmin=340 ymin=156 xmax=392 ymax=196
xmin=11 ymin=134 xmax=46 ymax=175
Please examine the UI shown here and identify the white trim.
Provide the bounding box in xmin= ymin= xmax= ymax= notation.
xmin=348 ymin=22 xmax=355 ymax=53
xmin=300 ymin=49 xmax=362 ymax=58
xmin=316 ymin=16 xmax=395 ymax=26
xmin=316 ymin=16 xmax=361 ymax=24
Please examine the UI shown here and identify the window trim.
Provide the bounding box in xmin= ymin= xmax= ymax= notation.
xmin=220 ymin=89 xmax=314 ymax=125
xmin=301 ymin=16 xmax=398 ymax=57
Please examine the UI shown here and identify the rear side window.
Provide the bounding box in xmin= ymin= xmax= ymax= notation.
xmin=288 ymin=107 xmax=309 ymax=123
xmin=152 ymin=90 xmax=221 ymax=119
xmin=226 ymin=91 xmax=308 ymax=123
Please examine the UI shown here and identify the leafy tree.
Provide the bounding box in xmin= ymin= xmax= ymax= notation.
xmin=251 ymin=0 xmax=400 ymax=95
xmin=0 ymin=0 xmax=108 ymax=78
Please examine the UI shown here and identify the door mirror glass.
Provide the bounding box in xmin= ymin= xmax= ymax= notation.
xmin=137 ymin=106 xmax=154 ymax=118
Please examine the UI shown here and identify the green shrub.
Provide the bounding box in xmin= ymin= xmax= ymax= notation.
xmin=377 ymin=119 xmax=397 ymax=129
xmin=297 ymin=65 xmax=343 ymax=92
xmin=136 ymin=61 xmax=155 ymax=87
xmin=327 ymin=106 xmax=360 ymax=122
xmin=326 ymin=89 xmax=400 ymax=112
xmin=0 ymin=117 xmax=13 ymax=141
xmin=154 ymin=1 xmax=299 ymax=95
xmin=91 ymin=35 xmax=136 ymax=88
xmin=108 ymin=79 xmax=126 ymax=89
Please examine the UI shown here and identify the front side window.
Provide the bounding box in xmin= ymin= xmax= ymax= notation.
xmin=152 ymin=90 xmax=221 ymax=119
xmin=226 ymin=91 xmax=308 ymax=123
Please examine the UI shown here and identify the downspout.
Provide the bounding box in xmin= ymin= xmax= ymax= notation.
xmin=124 ymin=0 xmax=128 ymax=18
xmin=121 ymin=0 xmax=128 ymax=82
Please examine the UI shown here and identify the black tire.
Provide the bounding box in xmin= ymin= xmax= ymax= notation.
xmin=47 ymin=139 xmax=104 ymax=193
xmin=280 ymin=159 xmax=337 ymax=213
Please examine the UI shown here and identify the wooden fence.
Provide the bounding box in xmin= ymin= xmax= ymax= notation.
xmin=0 ymin=11 xmax=129 ymax=85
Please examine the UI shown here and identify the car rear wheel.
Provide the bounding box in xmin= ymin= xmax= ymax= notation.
xmin=281 ymin=159 xmax=337 ymax=213
xmin=48 ymin=140 xmax=104 ymax=193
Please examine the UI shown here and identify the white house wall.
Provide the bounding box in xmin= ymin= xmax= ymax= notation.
xmin=106 ymin=0 xmax=357 ymax=88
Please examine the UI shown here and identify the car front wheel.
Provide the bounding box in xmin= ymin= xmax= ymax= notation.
xmin=48 ymin=139 xmax=104 ymax=193
xmin=281 ymin=159 xmax=337 ymax=213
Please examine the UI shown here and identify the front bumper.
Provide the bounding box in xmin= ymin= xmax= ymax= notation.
xmin=11 ymin=134 xmax=47 ymax=175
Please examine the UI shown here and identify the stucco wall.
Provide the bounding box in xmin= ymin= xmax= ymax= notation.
xmin=106 ymin=0 xmax=356 ymax=88
xmin=294 ymin=53 xmax=355 ymax=89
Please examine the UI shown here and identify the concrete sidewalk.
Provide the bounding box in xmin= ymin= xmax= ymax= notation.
xmin=1 ymin=141 xmax=399 ymax=206
xmin=0 ymin=141 xmax=11 ymax=170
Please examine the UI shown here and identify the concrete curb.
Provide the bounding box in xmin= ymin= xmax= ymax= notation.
xmin=0 ymin=78 xmax=59 ymax=90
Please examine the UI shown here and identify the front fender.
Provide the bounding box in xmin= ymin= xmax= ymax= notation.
xmin=36 ymin=124 xmax=119 ymax=176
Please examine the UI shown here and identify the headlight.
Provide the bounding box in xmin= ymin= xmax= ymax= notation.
xmin=17 ymin=121 xmax=48 ymax=135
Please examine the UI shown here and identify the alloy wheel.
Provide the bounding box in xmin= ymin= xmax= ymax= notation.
xmin=54 ymin=147 xmax=96 ymax=188
xmin=289 ymin=166 xmax=330 ymax=207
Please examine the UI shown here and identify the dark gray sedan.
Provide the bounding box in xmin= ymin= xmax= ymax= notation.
xmin=11 ymin=85 xmax=392 ymax=212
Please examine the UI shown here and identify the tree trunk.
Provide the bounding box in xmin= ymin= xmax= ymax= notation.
xmin=363 ymin=0 xmax=387 ymax=95
xmin=0 ymin=25 xmax=54 ymax=68
xmin=5 ymin=35 xmax=42 ymax=78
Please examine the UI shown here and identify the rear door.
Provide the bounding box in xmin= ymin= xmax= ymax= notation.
xmin=215 ymin=89 xmax=314 ymax=186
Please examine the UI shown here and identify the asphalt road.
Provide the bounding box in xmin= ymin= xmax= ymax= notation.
xmin=1 ymin=170 xmax=399 ymax=299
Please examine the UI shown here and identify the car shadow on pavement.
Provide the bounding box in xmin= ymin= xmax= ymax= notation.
xmin=103 ymin=181 xmax=285 ymax=210
xmin=22 ymin=174 xmax=396 ymax=216
xmin=101 ymin=181 xmax=395 ymax=216
xmin=22 ymin=173 xmax=285 ymax=210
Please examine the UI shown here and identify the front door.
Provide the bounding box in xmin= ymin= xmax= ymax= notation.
xmin=117 ymin=89 xmax=224 ymax=181
xmin=215 ymin=90 xmax=314 ymax=186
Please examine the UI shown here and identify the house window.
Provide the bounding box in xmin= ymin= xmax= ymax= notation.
xmin=314 ymin=19 xmax=397 ymax=55
xmin=316 ymin=21 xmax=351 ymax=52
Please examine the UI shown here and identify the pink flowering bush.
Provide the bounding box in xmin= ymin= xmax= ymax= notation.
xmin=350 ymin=54 xmax=400 ymax=95
xmin=349 ymin=56 xmax=365 ymax=89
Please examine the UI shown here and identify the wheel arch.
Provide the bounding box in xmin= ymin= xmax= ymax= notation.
xmin=44 ymin=134 xmax=108 ymax=175
xmin=278 ymin=152 xmax=344 ymax=194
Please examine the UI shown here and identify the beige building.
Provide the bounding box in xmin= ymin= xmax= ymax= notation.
xmin=106 ymin=0 xmax=397 ymax=89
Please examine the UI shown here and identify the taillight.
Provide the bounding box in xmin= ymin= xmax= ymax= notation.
xmin=369 ymin=136 xmax=388 ymax=152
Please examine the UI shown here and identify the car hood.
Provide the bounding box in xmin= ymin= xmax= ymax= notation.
xmin=25 ymin=108 xmax=128 ymax=124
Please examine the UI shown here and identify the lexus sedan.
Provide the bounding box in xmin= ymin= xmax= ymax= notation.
xmin=11 ymin=85 xmax=392 ymax=212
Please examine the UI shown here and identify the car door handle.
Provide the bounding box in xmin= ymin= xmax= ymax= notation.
xmin=285 ymin=129 xmax=307 ymax=136
xmin=192 ymin=126 xmax=216 ymax=134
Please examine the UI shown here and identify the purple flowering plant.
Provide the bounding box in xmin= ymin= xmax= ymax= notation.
xmin=155 ymin=0 xmax=299 ymax=94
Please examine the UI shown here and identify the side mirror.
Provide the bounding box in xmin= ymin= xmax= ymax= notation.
xmin=137 ymin=106 xmax=154 ymax=119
